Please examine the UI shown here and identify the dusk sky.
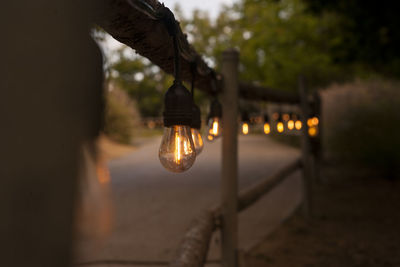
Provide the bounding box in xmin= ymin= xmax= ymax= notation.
xmin=162 ymin=0 xmax=236 ymax=18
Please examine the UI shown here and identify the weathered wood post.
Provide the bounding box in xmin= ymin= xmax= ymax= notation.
xmin=221 ymin=48 xmax=239 ymax=267
xmin=312 ymin=92 xmax=322 ymax=184
xmin=298 ymin=75 xmax=313 ymax=218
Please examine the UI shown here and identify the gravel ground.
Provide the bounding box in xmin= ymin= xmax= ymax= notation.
xmin=245 ymin=164 xmax=400 ymax=267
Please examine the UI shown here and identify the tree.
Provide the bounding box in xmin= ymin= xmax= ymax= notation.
xmin=178 ymin=0 xmax=348 ymax=92
xmin=304 ymin=0 xmax=400 ymax=77
xmin=110 ymin=51 xmax=172 ymax=118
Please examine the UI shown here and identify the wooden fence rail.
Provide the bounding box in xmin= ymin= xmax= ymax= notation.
xmin=169 ymin=211 xmax=216 ymax=267
xmin=237 ymin=158 xmax=302 ymax=212
xmin=169 ymin=157 xmax=302 ymax=267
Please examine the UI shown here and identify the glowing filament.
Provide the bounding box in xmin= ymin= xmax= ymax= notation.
xmin=212 ymin=121 xmax=219 ymax=135
xmin=277 ymin=122 xmax=284 ymax=133
xmin=264 ymin=123 xmax=270 ymax=134
xmin=183 ymin=139 xmax=189 ymax=154
xmin=175 ymin=133 xmax=181 ymax=164
xmin=242 ymin=123 xmax=249 ymax=135
xmin=198 ymin=134 xmax=203 ymax=147
xmin=295 ymin=120 xmax=302 ymax=130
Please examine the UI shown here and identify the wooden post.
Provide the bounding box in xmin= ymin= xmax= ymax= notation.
xmin=298 ymin=75 xmax=313 ymax=218
xmin=312 ymin=92 xmax=322 ymax=184
xmin=220 ymin=48 xmax=239 ymax=267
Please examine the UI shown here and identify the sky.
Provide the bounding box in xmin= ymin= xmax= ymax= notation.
xmin=162 ymin=0 xmax=236 ymax=19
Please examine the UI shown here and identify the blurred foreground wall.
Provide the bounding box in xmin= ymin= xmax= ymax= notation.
xmin=0 ymin=1 xmax=104 ymax=266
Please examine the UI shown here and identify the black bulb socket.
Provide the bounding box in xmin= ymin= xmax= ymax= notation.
xmin=264 ymin=114 xmax=269 ymax=123
xmin=191 ymin=104 xmax=202 ymax=130
xmin=242 ymin=112 xmax=250 ymax=123
xmin=278 ymin=113 xmax=283 ymax=122
xmin=163 ymin=80 xmax=193 ymax=127
xmin=209 ymin=99 xmax=222 ymax=119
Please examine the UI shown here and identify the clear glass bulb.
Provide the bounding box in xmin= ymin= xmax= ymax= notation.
xmin=277 ymin=122 xmax=284 ymax=133
xmin=242 ymin=122 xmax=249 ymax=135
xmin=159 ymin=125 xmax=196 ymax=173
xmin=295 ymin=120 xmax=302 ymax=130
xmin=191 ymin=128 xmax=204 ymax=155
xmin=208 ymin=117 xmax=221 ymax=138
xmin=263 ymin=123 xmax=271 ymax=134
xmin=287 ymin=120 xmax=295 ymax=130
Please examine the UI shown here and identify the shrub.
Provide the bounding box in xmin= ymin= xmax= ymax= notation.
xmin=323 ymin=79 xmax=400 ymax=179
xmin=103 ymin=82 xmax=138 ymax=144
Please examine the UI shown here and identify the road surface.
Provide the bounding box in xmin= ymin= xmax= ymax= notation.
xmin=75 ymin=135 xmax=302 ymax=266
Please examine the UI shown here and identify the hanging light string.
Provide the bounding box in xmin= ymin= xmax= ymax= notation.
xmin=172 ymin=33 xmax=181 ymax=82
xmin=191 ymin=62 xmax=196 ymax=98
xmin=155 ymin=7 xmax=182 ymax=82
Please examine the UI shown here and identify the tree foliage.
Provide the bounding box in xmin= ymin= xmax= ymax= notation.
xmin=304 ymin=0 xmax=400 ymax=77
xmin=102 ymin=0 xmax=398 ymax=119
xmin=110 ymin=51 xmax=172 ymax=117
xmin=178 ymin=0 xmax=349 ymax=92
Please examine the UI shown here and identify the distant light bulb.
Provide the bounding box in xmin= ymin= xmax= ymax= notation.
xmin=308 ymin=126 xmax=318 ymax=137
xmin=311 ymin=117 xmax=319 ymax=126
xmin=159 ymin=125 xmax=196 ymax=173
xmin=277 ymin=122 xmax=284 ymax=133
xmin=242 ymin=123 xmax=249 ymax=135
xmin=282 ymin=113 xmax=290 ymax=121
xmin=295 ymin=120 xmax=302 ymax=130
xmin=307 ymin=118 xmax=313 ymax=127
xmin=287 ymin=120 xmax=294 ymax=130
xmin=208 ymin=117 xmax=221 ymax=138
xmin=263 ymin=123 xmax=271 ymax=134
xmin=207 ymin=134 xmax=215 ymax=142
xmin=191 ymin=128 xmax=204 ymax=155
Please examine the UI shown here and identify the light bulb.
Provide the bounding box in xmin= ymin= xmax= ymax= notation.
xmin=307 ymin=118 xmax=313 ymax=127
xmin=191 ymin=128 xmax=204 ymax=155
xmin=159 ymin=125 xmax=196 ymax=173
xmin=277 ymin=122 xmax=284 ymax=133
xmin=242 ymin=123 xmax=249 ymax=135
xmin=283 ymin=113 xmax=290 ymax=121
xmin=308 ymin=126 xmax=318 ymax=137
xmin=295 ymin=120 xmax=302 ymax=130
xmin=208 ymin=117 xmax=221 ymax=138
xmin=287 ymin=120 xmax=295 ymax=130
xmin=311 ymin=117 xmax=319 ymax=126
xmin=264 ymin=123 xmax=271 ymax=134
xmin=207 ymin=134 xmax=215 ymax=142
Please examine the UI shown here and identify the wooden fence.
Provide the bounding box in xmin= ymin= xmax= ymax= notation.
xmin=169 ymin=158 xmax=302 ymax=267
xmin=96 ymin=2 xmax=323 ymax=265
xmin=167 ymin=49 xmax=320 ymax=267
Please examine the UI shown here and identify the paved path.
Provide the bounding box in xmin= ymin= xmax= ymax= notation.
xmin=76 ymin=135 xmax=302 ymax=266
